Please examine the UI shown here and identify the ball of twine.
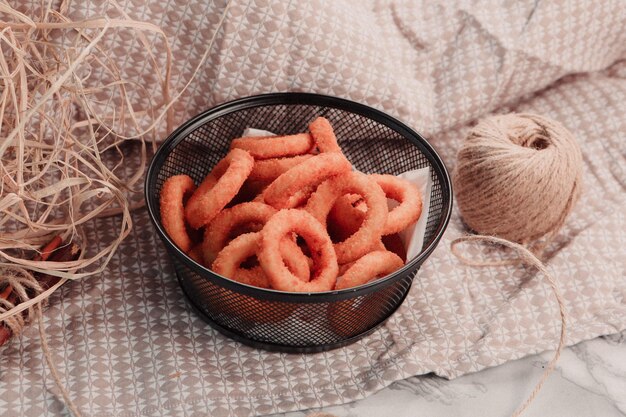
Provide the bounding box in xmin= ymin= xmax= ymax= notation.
xmin=453 ymin=113 xmax=583 ymax=246
xmin=451 ymin=113 xmax=582 ymax=417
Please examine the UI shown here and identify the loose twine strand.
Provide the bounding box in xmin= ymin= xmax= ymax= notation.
xmin=305 ymin=235 xmax=567 ymax=417
xmin=450 ymin=235 xmax=567 ymax=417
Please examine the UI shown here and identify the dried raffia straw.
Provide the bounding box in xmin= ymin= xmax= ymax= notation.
xmin=0 ymin=0 xmax=232 ymax=326
xmin=37 ymin=303 xmax=82 ymax=417
xmin=0 ymin=5 xmax=170 ymax=279
xmin=0 ymin=266 xmax=44 ymax=336
xmin=0 ymin=0 xmax=233 ymax=414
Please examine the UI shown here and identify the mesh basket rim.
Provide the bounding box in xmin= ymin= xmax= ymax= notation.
xmin=145 ymin=92 xmax=453 ymax=302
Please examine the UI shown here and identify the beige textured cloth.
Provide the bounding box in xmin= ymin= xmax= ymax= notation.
xmin=1 ymin=1 xmax=625 ymax=416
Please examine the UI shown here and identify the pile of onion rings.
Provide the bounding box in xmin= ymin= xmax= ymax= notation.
xmin=159 ymin=116 xmax=423 ymax=293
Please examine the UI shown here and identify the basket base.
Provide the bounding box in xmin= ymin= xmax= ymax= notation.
xmin=176 ymin=273 xmax=410 ymax=353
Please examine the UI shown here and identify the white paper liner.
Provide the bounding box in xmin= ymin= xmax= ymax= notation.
xmin=396 ymin=167 xmax=432 ymax=263
xmin=241 ymin=127 xmax=433 ymax=263
xmin=242 ymin=127 xmax=277 ymax=137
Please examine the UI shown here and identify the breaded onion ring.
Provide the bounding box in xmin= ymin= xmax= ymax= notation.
xmin=327 ymin=194 xmax=366 ymax=242
xmin=337 ymin=239 xmax=386 ymax=276
xmin=258 ymin=210 xmax=338 ymax=292
xmin=280 ymin=237 xmax=313 ymax=282
xmin=185 ymin=148 xmax=254 ymax=229
xmin=211 ymin=233 xmax=271 ymax=288
xmin=335 ymin=250 xmax=404 ymax=290
xmin=249 ymin=154 xmax=314 ymax=181
xmin=309 ymin=116 xmax=342 ymax=153
xmin=186 ymin=244 xmax=205 ymax=266
xmin=329 ymin=250 xmax=403 ymax=336
xmin=228 ymin=179 xmax=271 ymax=206
xmin=337 ymin=262 xmax=352 ymax=277
xmin=306 ymin=171 xmax=388 ymax=264
xmin=211 ymin=231 xmax=310 ymax=284
xmin=230 ymin=133 xmax=314 ymax=159
xmin=210 ymin=233 xmax=300 ymax=323
xmin=263 ymin=153 xmax=352 ymax=209
xmin=369 ymin=239 xmax=387 ymax=252
xmin=159 ymin=174 xmax=196 ymax=252
xmin=382 ymin=233 xmax=407 ymax=262
xmin=201 ymin=202 xmax=311 ymax=279
xmin=370 ymin=174 xmax=423 ymax=235
xmin=203 ymin=202 xmax=277 ymax=264
xmin=327 ymin=196 xmax=408 ymax=262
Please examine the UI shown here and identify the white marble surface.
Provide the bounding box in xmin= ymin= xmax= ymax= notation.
xmin=269 ymin=331 xmax=626 ymax=417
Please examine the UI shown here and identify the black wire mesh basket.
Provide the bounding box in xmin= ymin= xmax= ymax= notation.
xmin=145 ymin=93 xmax=452 ymax=353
